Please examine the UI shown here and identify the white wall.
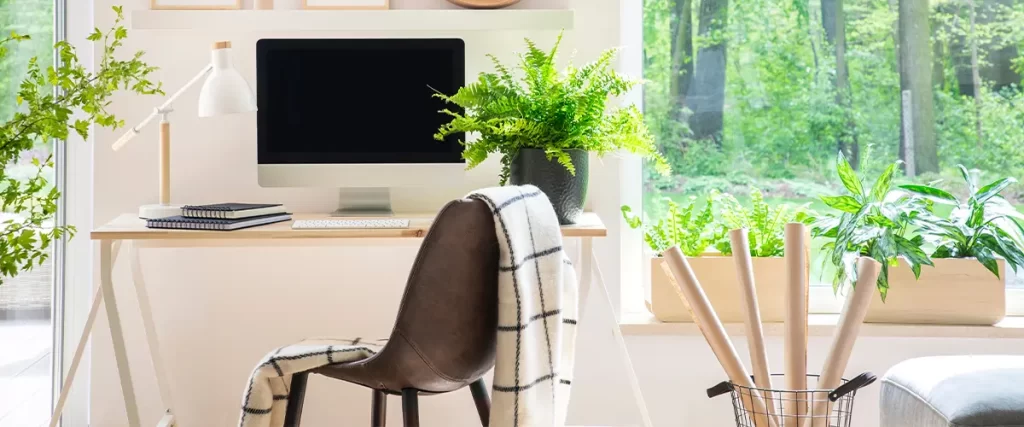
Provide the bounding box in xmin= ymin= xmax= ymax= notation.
xmin=87 ymin=1 xmax=646 ymax=426
xmin=630 ymin=334 xmax=1024 ymax=427
xmin=84 ymin=2 xmax=1024 ymax=427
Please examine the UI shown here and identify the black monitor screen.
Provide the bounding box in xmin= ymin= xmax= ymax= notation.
xmin=257 ymin=38 xmax=465 ymax=164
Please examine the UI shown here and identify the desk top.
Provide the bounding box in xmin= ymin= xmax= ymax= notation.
xmin=91 ymin=212 xmax=607 ymax=240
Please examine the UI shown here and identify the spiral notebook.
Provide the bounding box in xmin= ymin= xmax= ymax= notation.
xmin=181 ymin=203 xmax=286 ymax=219
xmin=146 ymin=213 xmax=292 ymax=231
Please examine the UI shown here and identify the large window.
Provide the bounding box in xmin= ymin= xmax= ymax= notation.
xmin=641 ymin=0 xmax=1024 ymax=303
xmin=0 ymin=0 xmax=59 ymax=425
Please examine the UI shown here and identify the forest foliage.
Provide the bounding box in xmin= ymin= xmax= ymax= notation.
xmin=643 ymin=0 xmax=1024 ymax=199
xmin=0 ymin=0 xmax=53 ymax=142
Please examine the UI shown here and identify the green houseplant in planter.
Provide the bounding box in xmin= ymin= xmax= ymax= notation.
xmin=435 ymin=32 xmax=668 ymax=224
xmin=809 ymin=153 xmax=965 ymax=324
xmin=811 ymin=153 xmax=933 ymax=298
xmin=0 ymin=7 xmax=161 ymax=285
xmin=886 ymin=167 xmax=1024 ymax=325
xmin=622 ymin=190 xmax=808 ymax=322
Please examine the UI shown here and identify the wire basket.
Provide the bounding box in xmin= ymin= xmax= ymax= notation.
xmin=706 ymin=372 xmax=877 ymax=427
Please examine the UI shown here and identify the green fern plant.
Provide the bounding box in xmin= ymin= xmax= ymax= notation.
xmin=713 ymin=190 xmax=811 ymax=257
xmin=434 ymin=32 xmax=669 ymax=184
xmin=621 ymin=196 xmax=724 ymax=257
xmin=623 ymin=191 xmax=808 ymax=258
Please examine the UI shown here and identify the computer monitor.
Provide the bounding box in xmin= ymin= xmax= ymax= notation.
xmin=256 ymin=38 xmax=466 ymax=215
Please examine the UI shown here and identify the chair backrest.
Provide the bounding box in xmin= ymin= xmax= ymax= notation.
xmin=390 ymin=198 xmax=500 ymax=385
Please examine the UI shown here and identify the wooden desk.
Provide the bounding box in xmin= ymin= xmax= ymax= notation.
xmin=51 ymin=213 xmax=651 ymax=427
xmin=91 ymin=212 xmax=610 ymax=240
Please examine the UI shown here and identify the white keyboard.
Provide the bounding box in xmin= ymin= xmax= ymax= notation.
xmin=291 ymin=219 xmax=411 ymax=230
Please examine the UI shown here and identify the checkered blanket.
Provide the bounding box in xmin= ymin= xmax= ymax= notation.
xmin=238 ymin=338 xmax=386 ymax=427
xmin=470 ymin=185 xmax=579 ymax=427
xmin=237 ymin=185 xmax=578 ymax=427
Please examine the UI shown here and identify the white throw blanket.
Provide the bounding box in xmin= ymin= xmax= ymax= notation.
xmin=470 ymin=185 xmax=579 ymax=427
xmin=238 ymin=338 xmax=386 ymax=427
xmin=238 ymin=185 xmax=578 ymax=427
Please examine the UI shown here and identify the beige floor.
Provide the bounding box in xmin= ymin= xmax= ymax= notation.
xmin=0 ymin=318 xmax=51 ymax=427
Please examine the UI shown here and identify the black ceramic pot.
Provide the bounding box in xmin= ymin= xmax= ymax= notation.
xmin=509 ymin=148 xmax=589 ymax=225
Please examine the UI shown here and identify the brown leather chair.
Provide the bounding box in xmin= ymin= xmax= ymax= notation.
xmin=283 ymin=198 xmax=500 ymax=427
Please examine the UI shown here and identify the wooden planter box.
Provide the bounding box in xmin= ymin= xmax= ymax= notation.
xmin=650 ymin=256 xmax=789 ymax=323
xmin=865 ymin=258 xmax=1007 ymax=325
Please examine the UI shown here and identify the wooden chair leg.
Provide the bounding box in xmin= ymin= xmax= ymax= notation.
xmin=283 ymin=372 xmax=310 ymax=427
xmin=372 ymin=389 xmax=387 ymax=427
xmin=469 ymin=379 xmax=490 ymax=426
xmin=401 ymin=388 xmax=419 ymax=427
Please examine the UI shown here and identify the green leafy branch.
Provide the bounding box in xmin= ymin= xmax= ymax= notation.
xmin=0 ymin=156 xmax=72 ymax=277
xmin=0 ymin=6 xmax=162 ymax=285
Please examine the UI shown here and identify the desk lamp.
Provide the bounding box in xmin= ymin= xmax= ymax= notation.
xmin=113 ymin=41 xmax=256 ymax=219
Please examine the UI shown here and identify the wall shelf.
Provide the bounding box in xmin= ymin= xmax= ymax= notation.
xmin=130 ymin=9 xmax=574 ymax=31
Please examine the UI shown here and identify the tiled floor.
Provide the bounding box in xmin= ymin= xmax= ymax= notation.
xmin=0 ymin=318 xmax=51 ymax=427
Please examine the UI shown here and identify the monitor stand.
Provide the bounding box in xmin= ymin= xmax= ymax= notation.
xmin=332 ymin=188 xmax=395 ymax=217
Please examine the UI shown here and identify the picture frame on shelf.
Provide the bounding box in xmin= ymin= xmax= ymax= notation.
xmin=303 ymin=0 xmax=389 ymax=9
xmin=447 ymin=0 xmax=520 ymax=8
xmin=151 ymin=0 xmax=241 ymax=9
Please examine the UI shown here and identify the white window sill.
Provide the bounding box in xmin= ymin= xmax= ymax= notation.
xmin=620 ymin=310 xmax=1024 ymax=339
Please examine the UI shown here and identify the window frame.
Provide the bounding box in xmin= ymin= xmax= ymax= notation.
xmin=56 ymin=0 xmax=94 ymax=425
xmin=618 ymin=0 xmax=1021 ymax=319
xmin=618 ymin=0 xmax=851 ymax=316
xmin=1008 ymin=289 xmax=1024 ymax=316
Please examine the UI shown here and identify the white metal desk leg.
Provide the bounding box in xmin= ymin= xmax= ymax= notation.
xmin=129 ymin=243 xmax=176 ymax=426
xmin=101 ymin=239 xmax=143 ymax=427
xmin=577 ymin=238 xmax=593 ymax=315
xmin=49 ymin=241 xmax=121 ymax=427
xmin=579 ymin=238 xmax=653 ymax=427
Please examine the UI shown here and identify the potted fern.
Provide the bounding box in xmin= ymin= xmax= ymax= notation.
xmin=622 ymin=190 xmax=808 ymax=323
xmin=876 ymin=167 xmax=1024 ymax=325
xmin=435 ymin=32 xmax=668 ymax=224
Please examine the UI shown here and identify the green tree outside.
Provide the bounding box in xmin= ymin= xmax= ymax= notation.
xmin=643 ymin=0 xmax=1024 ymax=208
xmin=1 ymin=0 xmax=55 ymax=181
xmin=643 ymin=0 xmax=1024 ymax=287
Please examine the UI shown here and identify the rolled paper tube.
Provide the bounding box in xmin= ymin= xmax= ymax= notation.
xmin=804 ymin=258 xmax=880 ymax=427
xmin=662 ymin=247 xmax=777 ymax=427
xmin=729 ymin=229 xmax=779 ymax=427
xmin=784 ymin=223 xmax=809 ymax=426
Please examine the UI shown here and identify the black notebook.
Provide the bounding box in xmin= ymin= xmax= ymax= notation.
xmin=146 ymin=213 xmax=292 ymax=231
xmin=181 ymin=203 xmax=286 ymax=219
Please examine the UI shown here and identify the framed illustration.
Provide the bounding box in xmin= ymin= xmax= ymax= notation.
xmin=303 ymin=0 xmax=389 ymax=10
xmin=151 ymin=0 xmax=241 ymax=9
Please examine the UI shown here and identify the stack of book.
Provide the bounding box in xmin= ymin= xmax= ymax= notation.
xmin=146 ymin=203 xmax=291 ymax=231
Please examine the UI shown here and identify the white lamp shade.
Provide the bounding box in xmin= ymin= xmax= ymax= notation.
xmin=197 ymin=47 xmax=256 ymax=117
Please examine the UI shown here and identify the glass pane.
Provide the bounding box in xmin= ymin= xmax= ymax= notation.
xmin=641 ymin=0 xmax=1024 ymax=289
xmin=0 ymin=0 xmax=56 ymax=425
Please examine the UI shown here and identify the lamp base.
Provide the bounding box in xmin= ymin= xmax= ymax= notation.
xmin=139 ymin=204 xmax=182 ymax=220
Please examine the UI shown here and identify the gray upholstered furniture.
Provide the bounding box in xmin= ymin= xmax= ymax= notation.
xmin=881 ymin=355 xmax=1024 ymax=426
